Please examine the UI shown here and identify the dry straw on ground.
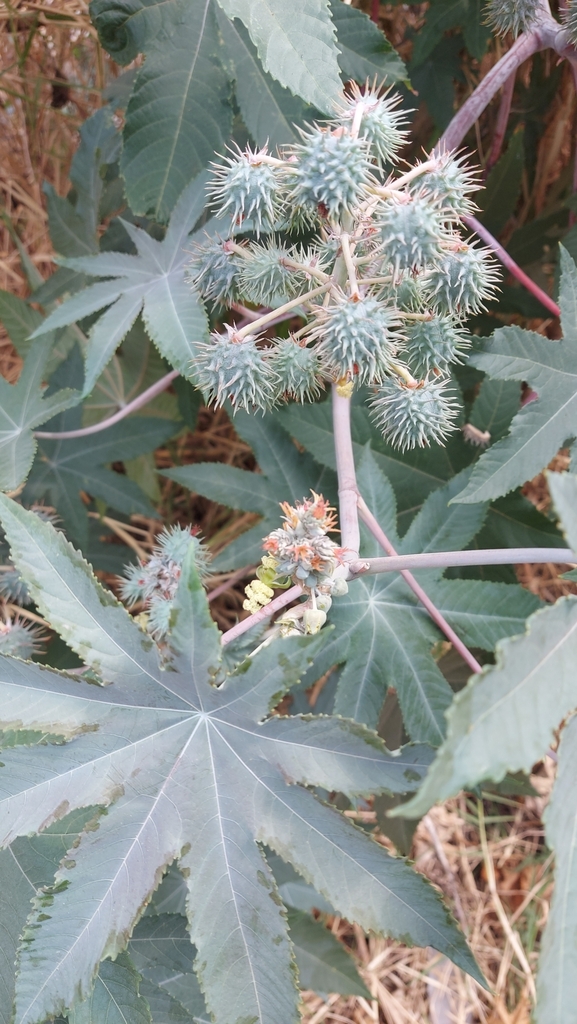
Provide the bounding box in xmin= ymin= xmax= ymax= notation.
xmin=1 ymin=1 xmax=575 ymax=1020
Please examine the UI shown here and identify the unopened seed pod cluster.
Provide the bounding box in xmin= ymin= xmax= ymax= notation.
xmin=189 ymin=83 xmax=500 ymax=452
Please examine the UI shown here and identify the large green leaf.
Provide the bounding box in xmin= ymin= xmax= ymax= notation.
xmin=214 ymin=0 xmax=341 ymax=112
xmin=302 ymin=449 xmax=538 ymax=744
xmin=21 ymin=346 xmax=178 ymax=548
xmin=217 ymin=13 xmax=312 ymax=149
xmin=90 ymin=0 xmax=181 ymax=65
xmin=286 ymin=909 xmax=369 ymax=997
xmin=121 ymin=0 xmax=232 ymax=221
xmin=535 ymin=714 xmax=577 ymax=1024
xmin=69 ymin=954 xmax=151 ymax=1024
xmin=29 ymin=177 xmax=210 ymax=393
xmin=328 ymin=0 xmax=406 ymax=83
xmin=0 ymin=498 xmax=482 ymax=1022
xmin=411 ymin=0 xmax=490 ymax=65
xmin=164 ymin=408 xmax=336 ymax=570
xmin=480 ymin=128 xmax=525 ymax=237
xmin=0 ymin=338 xmax=79 ymax=493
xmin=397 ymin=470 xmax=577 ymax=817
xmin=454 ymin=248 xmax=577 ymax=504
xmin=0 ymin=808 xmax=97 ymax=1024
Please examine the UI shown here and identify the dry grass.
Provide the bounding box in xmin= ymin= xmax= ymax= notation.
xmin=1 ymin=2 xmax=576 ymax=1021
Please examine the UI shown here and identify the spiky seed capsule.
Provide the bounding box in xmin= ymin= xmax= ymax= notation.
xmin=207 ymin=146 xmax=282 ymax=234
xmin=194 ymin=327 xmax=278 ymax=414
xmin=387 ymin=274 xmax=428 ymax=312
xmin=238 ymin=242 xmax=299 ymax=305
xmin=188 ymin=236 xmax=241 ymax=306
xmin=288 ymin=128 xmax=371 ymax=218
xmin=379 ymin=195 xmax=449 ymax=274
xmin=0 ymin=617 xmax=45 ymax=658
xmin=423 ymin=240 xmax=500 ymax=315
xmin=0 ymin=567 xmax=30 ymax=604
xmin=485 ymin=0 xmax=540 ymax=37
xmin=413 ymin=152 xmax=481 ymax=219
xmin=270 ymin=337 xmax=328 ymax=403
xmin=563 ymin=1 xmax=577 ymax=46
xmin=119 ymin=526 xmax=211 ymax=640
xmin=405 ymin=316 xmax=470 ymax=375
xmin=334 ymin=84 xmax=409 ymax=165
xmin=310 ymin=294 xmax=400 ymax=384
xmin=370 ymin=377 xmax=459 ymax=451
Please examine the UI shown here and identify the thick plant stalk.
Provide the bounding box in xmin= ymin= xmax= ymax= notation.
xmin=349 ymin=547 xmax=575 ymax=575
xmin=439 ymin=31 xmax=543 ymax=152
xmin=221 ymin=585 xmax=303 ymax=646
xmin=357 ymin=497 xmax=483 ymax=675
xmin=485 ymin=71 xmax=516 ymax=172
xmin=464 ymin=215 xmax=561 ymax=316
xmin=332 ymin=386 xmax=361 ymax=559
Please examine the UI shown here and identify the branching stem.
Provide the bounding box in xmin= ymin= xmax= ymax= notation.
xmin=340 ymin=233 xmax=359 ymax=297
xmin=332 ymin=386 xmax=360 ymax=560
xmin=235 ymin=283 xmax=332 ymax=340
xmin=464 ymin=215 xmax=561 ymax=317
xmin=356 ymin=497 xmax=483 ymax=675
xmin=220 ymin=585 xmax=303 ymax=646
xmin=349 ymin=547 xmax=575 ymax=575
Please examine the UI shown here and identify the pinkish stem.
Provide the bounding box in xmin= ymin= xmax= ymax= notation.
xmin=439 ymin=30 xmax=543 ymax=153
xmin=221 ymin=585 xmax=303 ymax=646
xmin=357 ymin=497 xmax=483 ymax=675
xmin=485 ymin=71 xmax=516 ymax=173
xmin=332 ymin=386 xmax=360 ymax=560
xmin=464 ymin=214 xmax=561 ymax=317
xmin=371 ymin=0 xmax=380 ymax=22
xmin=34 ymin=369 xmax=181 ymax=441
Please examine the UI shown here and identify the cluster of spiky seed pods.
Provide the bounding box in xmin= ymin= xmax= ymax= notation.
xmin=119 ymin=526 xmax=212 ymax=639
xmin=189 ymin=83 xmax=500 ymax=452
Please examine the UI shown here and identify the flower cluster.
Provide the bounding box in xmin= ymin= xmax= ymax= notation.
xmin=119 ymin=525 xmax=212 ymax=639
xmin=189 ymin=82 xmax=500 ymax=452
xmin=243 ymin=493 xmax=347 ymax=633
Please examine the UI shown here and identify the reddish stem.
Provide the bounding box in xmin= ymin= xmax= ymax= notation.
xmin=485 ymin=71 xmax=516 ymax=173
xmin=357 ymin=497 xmax=483 ymax=675
xmin=370 ymin=0 xmax=380 ymax=22
xmin=464 ymin=214 xmax=561 ymax=317
xmin=220 ymin=585 xmax=303 ymax=646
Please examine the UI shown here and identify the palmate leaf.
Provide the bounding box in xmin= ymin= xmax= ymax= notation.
xmin=215 ymin=0 xmax=342 ymax=112
xmin=69 ymin=954 xmax=151 ymax=1024
xmin=301 ymin=449 xmax=540 ymax=745
xmin=454 ymin=247 xmax=577 ymax=504
xmin=20 ymin=345 xmax=179 ymax=549
xmin=0 ymin=497 xmax=482 ymax=1023
xmin=163 ymin=408 xmax=337 ymax=570
xmin=328 ymin=0 xmax=406 ymax=83
xmin=120 ymin=0 xmax=232 ymax=221
xmin=396 ymin=469 xmax=577 ymax=819
xmin=29 ymin=176 xmax=211 ymax=394
xmin=0 ymin=338 xmax=80 ymax=493
xmin=535 ymin=713 xmax=577 ymax=1024
xmin=216 ymin=12 xmax=313 ymax=149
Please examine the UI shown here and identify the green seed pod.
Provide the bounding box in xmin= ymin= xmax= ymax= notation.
xmin=423 ymin=240 xmax=500 ymax=315
xmin=335 ymin=84 xmax=409 ymax=165
xmin=405 ymin=316 xmax=470 ymax=375
xmin=208 ymin=146 xmax=283 ymax=234
xmin=0 ymin=619 xmax=45 ymax=658
xmin=379 ymin=195 xmax=449 ymax=274
xmin=288 ymin=127 xmax=371 ymax=218
xmin=485 ymin=0 xmax=540 ymax=37
xmin=238 ymin=241 xmax=297 ymax=304
xmin=270 ymin=337 xmax=328 ymax=403
xmin=310 ymin=293 xmax=400 ymax=384
xmin=188 ymin=236 xmax=242 ymax=306
xmin=194 ymin=327 xmax=278 ymax=413
xmin=412 ymin=151 xmax=480 ymax=219
xmin=370 ymin=377 xmax=459 ymax=450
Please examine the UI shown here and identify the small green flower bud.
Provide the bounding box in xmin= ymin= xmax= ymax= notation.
xmin=303 ymin=608 xmax=327 ymax=634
